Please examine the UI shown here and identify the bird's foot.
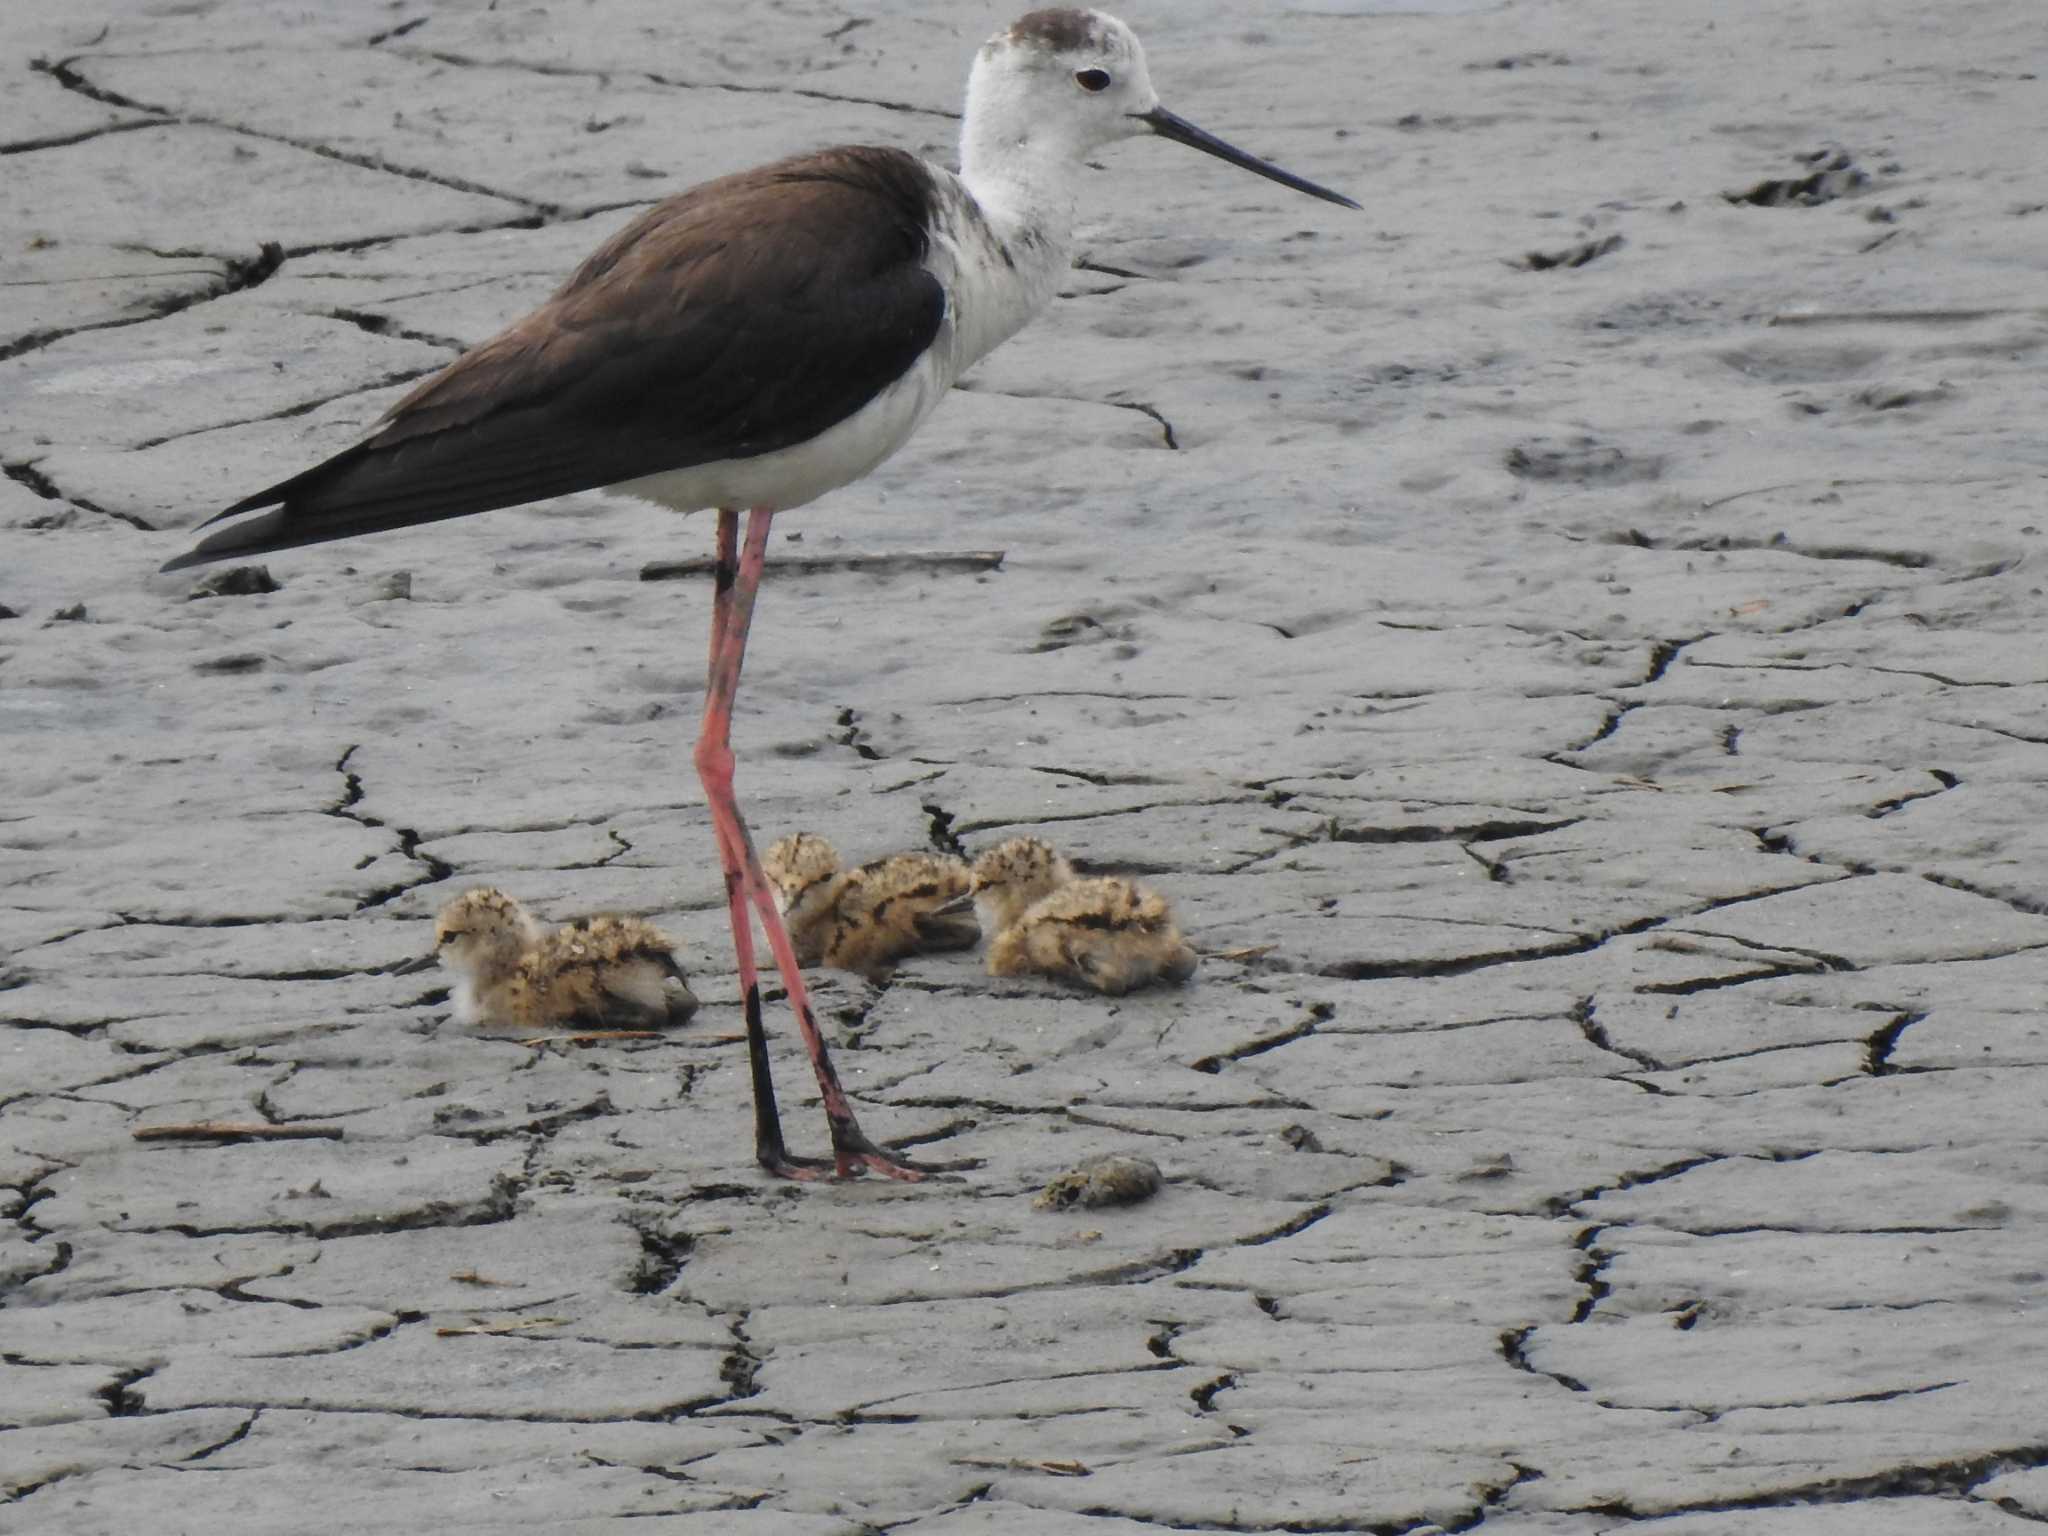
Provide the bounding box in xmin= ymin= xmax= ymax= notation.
xmin=754 ymin=1142 xmax=841 ymax=1182
xmin=831 ymin=1123 xmax=979 ymax=1182
xmin=761 ymin=1146 xmax=839 ymax=1187
xmin=754 ymin=1123 xmax=977 ymax=1183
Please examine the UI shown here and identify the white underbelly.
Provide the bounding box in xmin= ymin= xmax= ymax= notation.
xmin=611 ymin=347 xmax=949 ymax=515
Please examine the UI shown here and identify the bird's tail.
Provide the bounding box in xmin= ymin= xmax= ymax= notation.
xmin=159 ymin=422 xmax=610 ymax=572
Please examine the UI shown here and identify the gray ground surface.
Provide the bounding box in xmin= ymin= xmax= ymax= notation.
xmin=4 ymin=0 xmax=2047 ymax=1530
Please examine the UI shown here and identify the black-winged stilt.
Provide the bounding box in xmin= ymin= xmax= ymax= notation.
xmin=163 ymin=7 xmax=1357 ymax=1181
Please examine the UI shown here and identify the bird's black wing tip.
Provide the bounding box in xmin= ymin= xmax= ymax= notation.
xmin=159 ymin=505 xmax=289 ymax=574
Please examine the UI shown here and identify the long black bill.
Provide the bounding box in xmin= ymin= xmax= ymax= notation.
xmin=1140 ymin=106 xmax=1360 ymax=210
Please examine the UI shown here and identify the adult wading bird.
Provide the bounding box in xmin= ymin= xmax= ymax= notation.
xmin=163 ymin=7 xmax=1357 ymax=1180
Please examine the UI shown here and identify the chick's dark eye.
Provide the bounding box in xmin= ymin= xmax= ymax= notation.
xmin=1074 ymin=67 xmax=1112 ymax=93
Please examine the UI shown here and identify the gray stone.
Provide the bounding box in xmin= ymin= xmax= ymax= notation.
xmin=0 ymin=1409 xmax=248 ymax=1499
xmin=141 ymin=1321 xmax=727 ymax=1421
xmin=1889 ymin=1007 xmax=2048 ymax=1072
xmin=198 ymin=1405 xmax=760 ymax=1472
xmin=0 ymin=122 xmax=516 ymax=256
xmin=0 ymin=1362 xmax=117 ymax=1430
xmin=1035 ymin=1151 xmax=1163 ymax=1209
xmin=1599 ymin=1227 xmax=2047 ymax=1316
xmin=0 ymin=244 xmax=230 ymax=355
xmin=17 ymin=1230 xmax=316 ymax=1304
xmin=13 ymin=1463 xmax=857 ymax=1533
xmin=3 ymin=294 xmax=451 ymax=459
xmin=1002 ymin=1439 xmax=1516 ymax=1530
xmin=687 ymin=1412 xmax=1238 ymax=1525
xmin=1614 ymin=1507 xmax=2023 ymax=1535
xmin=0 ymin=1029 xmax=165 ymax=1099
xmin=0 ymin=1289 xmax=397 ymax=1365
xmin=1582 ymin=1148 xmax=2048 ymax=1234
xmin=34 ymin=1137 xmax=524 ymax=1235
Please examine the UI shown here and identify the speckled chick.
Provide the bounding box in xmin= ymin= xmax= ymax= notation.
xmin=970 ymin=837 xmax=1197 ymax=996
xmin=763 ymin=833 xmax=978 ymax=981
xmin=965 ymin=836 xmax=1076 ymax=937
xmin=433 ymin=887 xmax=544 ymax=1024
xmin=433 ymin=888 xmax=697 ymax=1030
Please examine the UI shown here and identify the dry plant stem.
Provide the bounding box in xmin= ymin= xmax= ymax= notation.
xmin=641 ymin=548 xmax=1005 ymax=581
xmin=516 ymin=1030 xmax=665 ymax=1047
xmin=133 ymin=1122 xmax=344 ymax=1142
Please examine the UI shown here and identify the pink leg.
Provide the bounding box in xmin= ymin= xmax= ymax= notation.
xmin=696 ymin=506 xmax=953 ymax=1181
xmin=699 ymin=510 xmax=824 ymax=1179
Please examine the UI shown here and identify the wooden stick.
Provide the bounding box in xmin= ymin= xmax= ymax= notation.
xmin=516 ymin=1030 xmax=666 ymax=1047
xmin=133 ymin=1121 xmax=343 ymax=1142
xmin=434 ymin=1317 xmax=565 ymax=1338
xmin=951 ymin=1456 xmax=1091 ymax=1477
xmin=641 ymin=549 xmax=1005 ymax=582
xmin=1769 ymin=307 xmax=2035 ymax=327
xmin=1209 ymin=944 xmax=1277 ymax=962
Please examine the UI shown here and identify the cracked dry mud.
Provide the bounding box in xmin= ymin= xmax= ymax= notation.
xmin=4 ymin=0 xmax=2047 ymax=1532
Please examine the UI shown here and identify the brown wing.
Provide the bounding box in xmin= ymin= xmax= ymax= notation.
xmin=163 ymin=146 xmax=948 ymax=571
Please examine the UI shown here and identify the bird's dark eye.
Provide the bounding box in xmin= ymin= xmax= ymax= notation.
xmin=1074 ymin=67 xmax=1112 ymax=93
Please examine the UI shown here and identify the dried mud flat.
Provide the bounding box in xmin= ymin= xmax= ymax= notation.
xmin=4 ymin=0 xmax=2048 ymax=1532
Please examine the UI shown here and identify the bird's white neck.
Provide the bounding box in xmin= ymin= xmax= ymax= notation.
xmin=926 ymin=165 xmax=1074 ymax=381
xmin=930 ymin=62 xmax=1091 ymax=377
xmin=959 ymin=90 xmax=1083 ymax=235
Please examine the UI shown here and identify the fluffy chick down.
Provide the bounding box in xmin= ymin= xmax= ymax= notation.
xmin=763 ymin=833 xmax=979 ymax=980
xmin=432 ymin=888 xmax=697 ymax=1030
xmin=969 ymin=837 xmax=1197 ymax=996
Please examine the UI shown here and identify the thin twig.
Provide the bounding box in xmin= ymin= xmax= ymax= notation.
xmin=133 ymin=1121 xmax=343 ymax=1142
xmin=434 ymin=1317 xmax=566 ymax=1337
xmin=951 ymin=1456 xmax=1091 ymax=1477
xmin=641 ymin=549 xmax=1005 ymax=582
xmin=516 ymin=1030 xmax=666 ymax=1047
xmin=1769 ymin=307 xmax=2033 ymax=326
xmin=1208 ymin=944 xmax=1277 ymax=962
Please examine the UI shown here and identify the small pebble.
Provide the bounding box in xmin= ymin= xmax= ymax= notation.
xmin=187 ymin=564 xmax=281 ymax=599
xmin=1035 ymin=1152 xmax=1162 ymax=1211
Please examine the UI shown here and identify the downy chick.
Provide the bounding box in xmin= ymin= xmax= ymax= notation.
xmin=968 ymin=836 xmax=1198 ymax=996
xmin=762 ymin=833 xmax=978 ymax=981
xmin=431 ymin=887 xmax=542 ymax=1025
xmin=964 ymin=835 xmax=1075 ymax=937
xmin=432 ymin=887 xmax=697 ymax=1030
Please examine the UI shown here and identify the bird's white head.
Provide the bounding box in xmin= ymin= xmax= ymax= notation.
xmin=965 ymin=9 xmax=1160 ymax=167
xmin=962 ymin=8 xmax=1360 ymax=213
